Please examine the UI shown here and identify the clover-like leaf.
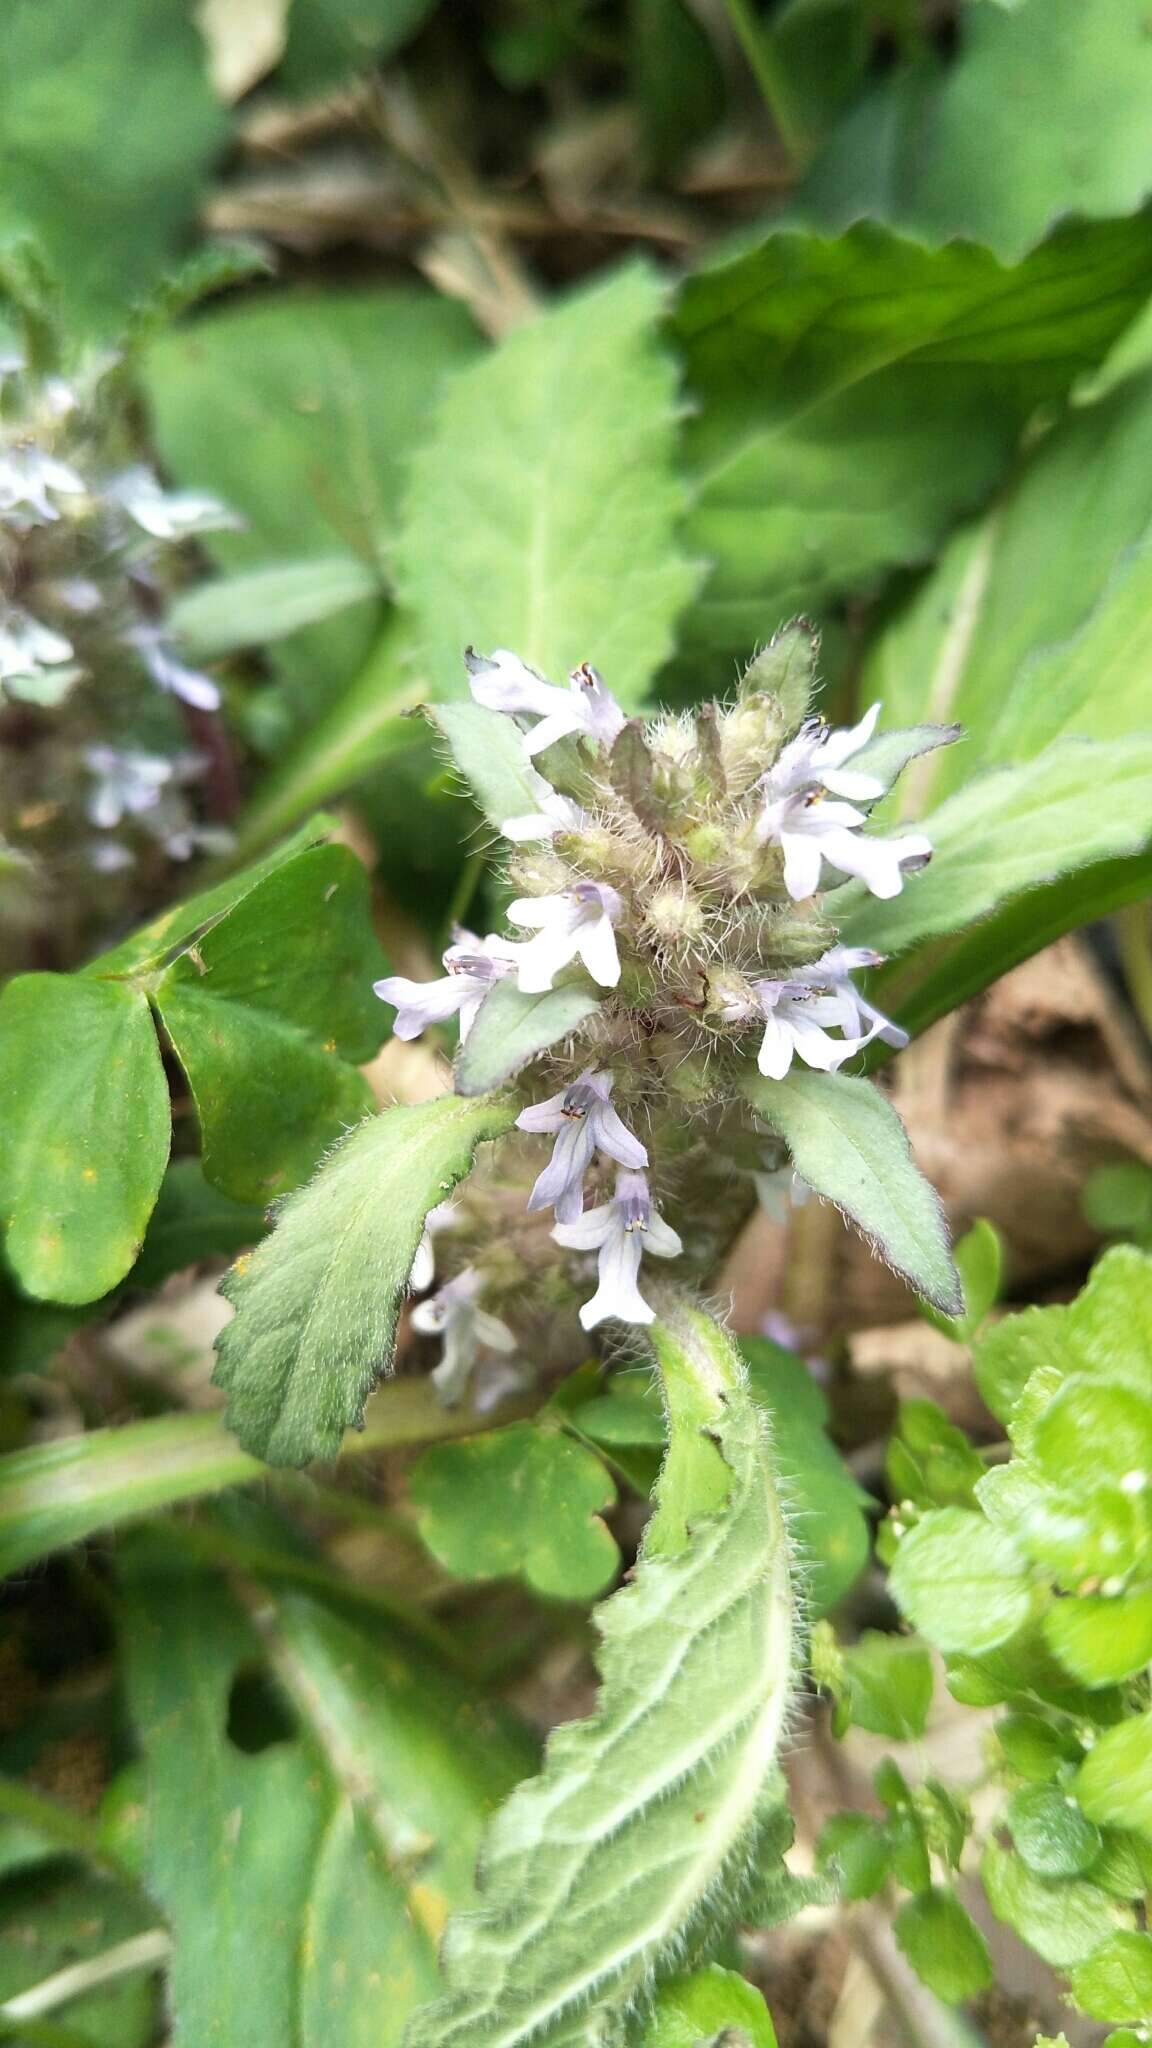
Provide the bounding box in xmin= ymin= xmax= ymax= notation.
xmin=410 ymin=1422 xmax=619 ymax=1602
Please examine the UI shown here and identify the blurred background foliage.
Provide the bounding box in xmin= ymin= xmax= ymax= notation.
xmin=6 ymin=2 xmax=1152 ymax=2044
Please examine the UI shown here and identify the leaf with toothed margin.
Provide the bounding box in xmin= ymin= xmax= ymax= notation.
xmin=402 ymin=1297 xmax=797 ymax=2048
xmin=429 ymin=701 xmax=547 ymax=833
xmin=743 ymin=1068 xmax=962 ymax=1316
xmin=455 ymin=980 xmax=602 ymax=1096
xmin=212 ymin=1094 xmax=517 ymax=1466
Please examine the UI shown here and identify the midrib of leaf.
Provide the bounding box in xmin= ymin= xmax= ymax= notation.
xmin=404 ymin=1298 xmax=796 ymax=2048
xmin=687 ymin=248 xmax=1144 ymax=498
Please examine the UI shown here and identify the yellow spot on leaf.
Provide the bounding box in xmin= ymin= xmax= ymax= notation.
xmin=408 ymin=1881 xmax=449 ymax=1940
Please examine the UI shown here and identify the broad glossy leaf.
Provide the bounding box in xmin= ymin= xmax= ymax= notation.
xmin=0 ymin=0 xmax=226 ymax=331
xmin=1075 ymin=1714 xmax=1152 ymax=1838
xmin=889 ymin=1507 xmax=1032 ymax=1654
xmin=0 ymin=976 xmax=170 ymax=1303
xmin=1007 ymin=1784 xmax=1102 ymax=1880
xmin=404 ymin=1300 xmax=796 ymax=2047
xmin=840 ymin=738 xmax=1152 ymax=961
xmin=153 ymin=844 xmax=384 ymax=1202
xmin=743 ymin=1068 xmax=961 ymax=1314
xmin=893 ymin=1887 xmax=991 ymax=2005
xmin=0 ymin=1380 xmax=519 ymax=1580
xmin=671 ymin=213 xmax=1152 ymax=665
xmin=455 ymin=980 xmax=603 ymax=1097
xmin=129 ymin=1160 xmax=267 ymax=1292
xmin=395 ymin=263 xmax=700 ymax=706
xmin=120 ymin=1542 xmax=533 ymax=2047
xmin=981 ymin=1841 xmax=1128 ymax=1969
xmin=802 ymin=0 xmax=1152 ymax=259
xmin=410 ymin=1422 xmax=619 ymax=1602
xmin=214 ymin=1093 xmax=518 ymax=1464
xmin=1070 ymin=1931 xmax=1152 ymax=2025
xmin=146 ymin=290 xmax=481 ymax=717
xmin=636 ymin=1964 xmax=778 ymax=2046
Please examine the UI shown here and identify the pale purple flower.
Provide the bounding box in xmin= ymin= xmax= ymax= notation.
xmin=501 ymin=765 xmax=587 ymax=843
xmin=761 ymin=703 xmax=886 ymax=805
xmin=129 ymin=626 xmax=221 ymax=712
xmin=466 ymin=646 xmax=625 ymax=755
xmin=84 ymin=745 xmax=173 ymax=829
xmin=552 ymin=1169 xmax=682 ymax=1330
xmin=749 ymin=978 xmax=861 ymax=1080
xmin=0 ymin=609 xmax=75 ymax=687
xmin=516 ymin=1069 xmax=647 ymax=1222
xmin=507 ymin=881 xmax=622 ymax=993
xmin=410 ymin=1267 xmax=517 ymax=1405
xmin=799 ymin=945 xmax=908 ymax=1055
xmin=408 ymin=1201 xmax=459 ymax=1294
xmin=110 ymin=466 xmax=239 ymax=540
xmin=0 ymin=445 xmax=85 ymax=524
xmin=757 ymin=789 xmax=932 ymax=902
xmin=374 ymin=930 xmax=521 ymax=1043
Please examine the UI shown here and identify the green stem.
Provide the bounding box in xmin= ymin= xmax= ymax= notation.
xmin=720 ymin=0 xmax=808 ymax=169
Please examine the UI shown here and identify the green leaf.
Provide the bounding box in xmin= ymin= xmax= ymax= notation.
xmin=128 ymin=1160 xmax=267 ymax=1292
xmin=816 ymin=1810 xmax=894 ymax=1901
xmin=429 ymin=701 xmax=549 ymax=833
xmin=740 ymin=1339 xmax=870 ymax=1615
xmin=171 ymin=555 xmax=380 ymax=659
xmin=1069 ymin=1930 xmax=1152 ymax=2025
xmin=0 ymin=0 xmax=226 ymax=332
xmin=839 ymin=1631 xmax=934 ymax=1742
xmin=631 ymin=0 xmax=726 ymax=180
xmin=1007 ymin=1784 xmax=1103 ymax=1880
xmin=889 ymin=1507 xmax=1032 ymax=1654
xmin=1075 ymin=1714 xmax=1152 ymax=1838
xmin=152 ymin=844 xmax=385 ymax=1203
xmin=981 ymin=1840 xmax=1130 ymax=1968
xmin=120 ymin=1540 xmax=533 ymax=2046
xmin=803 ymin=0 xmax=1152 ymax=260
xmin=1085 ymin=1162 xmax=1152 ymax=1244
xmin=0 ymin=1381 xmax=514 ymax=1580
xmin=1044 ymin=1590 xmax=1152 ymax=1689
xmin=671 ymin=213 xmax=1152 ymax=665
xmin=973 ymin=1245 xmax=1152 ymax=1422
xmin=278 ymin=0 xmax=436 ymax=94
xmin=0 ymin=1866 xmax=159 ymax=2047
xmin=840 ymin=738 xmax=1152 ymax=963
xmin=409 ymin=1422 xmax=620 ymax=1602
xmin=861 ymin=369 xmax=1152 ymax=809
xmin=635 ymin=1964 xmax=778 ymax=2047
xmin=403 ymin=1299 xmax=796 ymax=2047
xmin=893 ymin=1887 xmax=992 ymax=2005
xmin=395 ymin=263 xmax=700 ymax=707
xmin=743 ymin=1068 xmax=961 ymax=1315
xmin=214 ymin=1093 xmax=518 ymax=1465
xmin=997 ymin=1714 xmax=1082 ymax=1785
xmin=454 ymin=980 xmax=603 ymax=1097
xmin=0 ymin=976 xmax=170 ymax=1304
xmin=146 ymin=290 xmax=481 ymax=717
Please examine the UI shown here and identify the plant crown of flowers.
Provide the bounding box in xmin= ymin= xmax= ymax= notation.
xmin=375 ymin=635 xmax=957 ymax=1395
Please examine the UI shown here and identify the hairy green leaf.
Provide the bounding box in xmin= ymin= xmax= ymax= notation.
xmin=0 ymin=976 xmax=170 ymax=1303
xmin=214 ymin=1094 xmax=518 ymax=1465
xmin=395 ymin=263 xmax=700 ymax=706
xmin=410 ymin=1422 xmax=620 ymax=1602
xmin=430 ymin=701 xmax=548 ymax=832
xmin=120 ymin=1540 xmax=533 ymax=2046
xmin=455 ymin=980 xmax=603 ymax=1097
xmin=671 ymin=213 xmax=1152 ymax=664
xmin=841 ymin=738 xmax=1152 ymax=961
xmin=403 ymin=1299 xmax=796 ymax=2047
xmin=743 ymin=1068 xmax=961 ymax=1314
xmin=153 ymin=844 xmax=385 ymax=1203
